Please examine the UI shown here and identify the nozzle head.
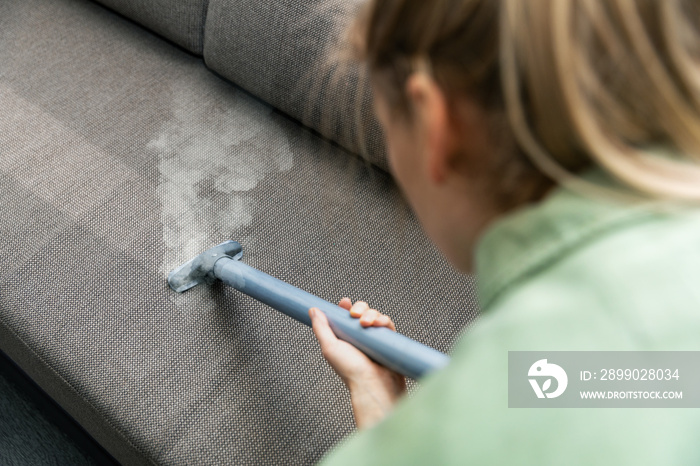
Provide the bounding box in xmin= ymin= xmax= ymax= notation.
xmin=167 ymin=241 xmax=243 ymax=292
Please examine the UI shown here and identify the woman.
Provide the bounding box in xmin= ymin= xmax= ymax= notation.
xmin=310 ymin=1 xmax=700 ymax=464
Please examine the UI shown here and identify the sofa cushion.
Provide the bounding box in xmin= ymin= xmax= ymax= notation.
xmin=93 ymin=0 xmax=208 ymax=54
xmin=203 ymin=0 xmax=389 ymax=171
xmin=0 ymin=0 xmax=478 ymax=464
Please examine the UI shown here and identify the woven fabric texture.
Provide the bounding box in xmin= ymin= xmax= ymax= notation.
xmin=0 ymin=0 xmax=479 ymax=464
xmin=0 ymin=360 xmax=96 ymax=465
xmin=203 ymin=0 xmax=389 ymax=171
xmin=93 ymin=0 xmax=209 ymax=54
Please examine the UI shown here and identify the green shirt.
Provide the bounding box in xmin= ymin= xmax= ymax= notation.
xmin=321 ymin=171 xmax=700 ymax=465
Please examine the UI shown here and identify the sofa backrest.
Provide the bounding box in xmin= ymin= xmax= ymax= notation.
xmin=94 ymin=0 xmax=209 ymax=54
xmin=203 ymin=0 xmax=388 ymax=171
xmin=92 ymin=0 xmax=388 ymax=170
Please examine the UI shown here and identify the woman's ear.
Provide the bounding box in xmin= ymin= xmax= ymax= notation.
xmin=405 ymin=74 xmax=455 ymax=185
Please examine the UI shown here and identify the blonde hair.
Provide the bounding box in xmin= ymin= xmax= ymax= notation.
xmin=351 ymin=0 xmax=700 ymax=202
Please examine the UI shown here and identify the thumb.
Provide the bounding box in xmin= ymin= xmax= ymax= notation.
xmin=309 ymin=308 xmax=339 ymax=349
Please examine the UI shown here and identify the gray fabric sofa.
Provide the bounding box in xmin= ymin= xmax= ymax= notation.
xmin=0 ymin=0 xmax=479 ymax=464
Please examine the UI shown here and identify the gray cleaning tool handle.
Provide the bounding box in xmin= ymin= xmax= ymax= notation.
xmin=168 ymin=241 xmax=450 ymax=379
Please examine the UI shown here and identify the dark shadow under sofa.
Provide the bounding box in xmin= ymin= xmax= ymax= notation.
xmin=0 ymin=0 xmax=479 ymax=463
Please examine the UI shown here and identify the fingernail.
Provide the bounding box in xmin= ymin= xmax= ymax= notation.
xmin=309 ymin=308 xmax=317 ymax=318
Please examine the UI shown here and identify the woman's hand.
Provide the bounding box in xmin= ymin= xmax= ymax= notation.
xmin=309 ymin=298 xmax=406 ymax=429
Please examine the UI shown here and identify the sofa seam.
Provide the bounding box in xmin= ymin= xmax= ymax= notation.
xmin=199 ymin=0 xmax=211 ymax=56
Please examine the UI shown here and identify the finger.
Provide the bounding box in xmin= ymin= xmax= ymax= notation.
xmin=350 ymin=301 xmax=369 ymax=318
xmin=309 ymin=308 xmax=339 ymax=350
xmin=360 ymin=308 xmax=380 ymax=327
xmin=338 ymin=297 xmax=352 ymax=311
xmin=375 ymin=314 xmax=397 ymax=332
